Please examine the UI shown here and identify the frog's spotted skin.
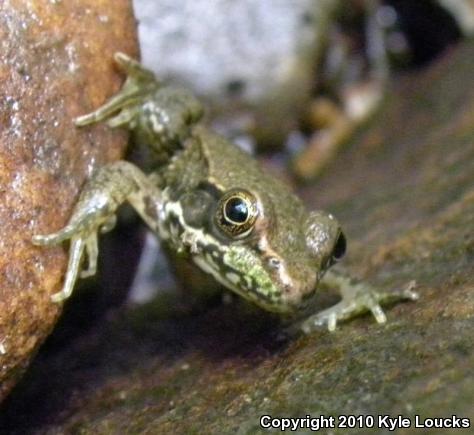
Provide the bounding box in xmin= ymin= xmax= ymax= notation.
xmin=33 ymin=53 xmax=418 ymax=332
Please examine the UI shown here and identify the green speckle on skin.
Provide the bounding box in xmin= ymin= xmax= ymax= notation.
xmin=225 ymin=246 xmax=282 ymax=306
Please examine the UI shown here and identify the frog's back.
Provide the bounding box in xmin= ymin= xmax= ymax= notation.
xmin=195 ymin=126 xmax=302 ymax=208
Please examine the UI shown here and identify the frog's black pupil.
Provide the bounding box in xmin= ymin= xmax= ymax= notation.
xmin=225 ymin=197 xmax=248 ymax=223
xmin=332 ymin=232 xmax=346 ymax=260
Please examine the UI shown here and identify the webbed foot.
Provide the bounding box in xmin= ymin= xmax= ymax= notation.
xmin=301 ymin=278 xmax=418 ymax=334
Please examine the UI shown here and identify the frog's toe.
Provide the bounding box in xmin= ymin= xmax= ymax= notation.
xmin=32 ymin=233 xmax=58 ymax=246
xmin=51 ymin=288 xmax=71 ymax=303
xmin=372 ymin=280 xmax=419 ymax=305
xmin=105 ymin=107 xmax=137 ymax=129
xmin=79 ymin=233 xmax=98 ymax=278
xmin=99 ymin=215 xmax=117 ymax=234
xmin=300 ymin=305 xmax=342 ymax=333
xmin=32 ymin=226 xmax=76 ymax=246
xmin=74 ymin=81 xmax=150 ymax=129
xmin=113 ymin=52 xmax=156 ymax=82
xmin=301 ymin=314 xmax=336 ymax=334
xmin=398 ymin=280 xmax=419 ymax=301
xmin=114 ymin=51 xmax=136 ymax=69
xmin=50 ymin=236 xmax=86 ymax=302
xmin=371 ymin=304 xmax=387 ymax=323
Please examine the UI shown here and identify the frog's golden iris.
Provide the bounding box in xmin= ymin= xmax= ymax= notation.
xmin=215 ymin=189 xmax=258 ymax=239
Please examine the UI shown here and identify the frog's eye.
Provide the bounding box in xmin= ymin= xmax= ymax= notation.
xmin=331 ymin=232 xmax=346 ymax=262
xmin=215 ymin=189 xmax=259 ymax=239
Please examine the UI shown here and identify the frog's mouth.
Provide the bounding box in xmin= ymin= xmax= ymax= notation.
xmin=191 ymin=243 xmax=316 ymax=314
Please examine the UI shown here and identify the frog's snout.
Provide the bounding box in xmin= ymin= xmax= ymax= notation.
xmin=276 ymin=262 xmax=319 ymax=310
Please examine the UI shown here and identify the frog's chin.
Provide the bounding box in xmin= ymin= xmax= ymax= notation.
xmin=192 ymin=254 xmax=290 ymax=314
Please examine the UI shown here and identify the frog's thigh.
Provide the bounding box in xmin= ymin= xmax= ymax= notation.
xmin=300 ymin=269 xmax=418 ymax=333
xmin=33 ymin=161 xmax=161 ymax=302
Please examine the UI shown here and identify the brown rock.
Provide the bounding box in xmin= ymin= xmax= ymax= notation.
xmin=0 ymin=0 xmax=137 ymax=400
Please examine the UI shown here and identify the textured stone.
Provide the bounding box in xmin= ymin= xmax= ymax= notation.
xmin=0 ymin=0 xmax=137 ymax=400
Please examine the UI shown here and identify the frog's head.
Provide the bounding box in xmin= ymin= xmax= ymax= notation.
xmin=184 ymin=186 xmax=346 ymax=314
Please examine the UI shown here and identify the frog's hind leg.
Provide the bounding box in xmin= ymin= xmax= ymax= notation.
xmin=75 ymin=53 xmax=159 ymax=128
xmin=300 ymin=268 xmax=418 ymax=333
xmin=33 ymin=161 xmax=161 ymax=302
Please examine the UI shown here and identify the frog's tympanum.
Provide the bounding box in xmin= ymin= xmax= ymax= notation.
xmin=33 ymin=54 xmax=417 ymax=333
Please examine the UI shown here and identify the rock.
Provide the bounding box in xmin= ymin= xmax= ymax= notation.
xmin=1 ymin=33 xmax=474 ymax=435
xmin=0 ymin=0 xmax=137 ymax=401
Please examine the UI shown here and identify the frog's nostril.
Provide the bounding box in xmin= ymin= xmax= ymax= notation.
xmin=268 ymin=257 xmax=281 ymax=269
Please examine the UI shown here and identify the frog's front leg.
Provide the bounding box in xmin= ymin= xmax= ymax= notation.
xmin=74 ymin=53 xmax=157 ymax=129
xmin=33 ymin=161 xmax=161 ymax=302
xmin=300 ymin=268 xmax=418 ymax=333
xmin=75 ymin=52 xmax=203 ymax=154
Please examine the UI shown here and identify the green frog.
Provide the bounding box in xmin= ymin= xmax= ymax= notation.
xmin=32 ymin=53 xmax=417 ymax=333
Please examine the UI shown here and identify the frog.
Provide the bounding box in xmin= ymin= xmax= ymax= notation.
xmin=32 ymin=53 xmax=418 ymax=333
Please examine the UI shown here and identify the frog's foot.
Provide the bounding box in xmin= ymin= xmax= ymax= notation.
xmin=33 ymin=161 xmax=160 ymax=303
xmin=33 ymin=229 xmax=100 ymax=302
xmin=300 ymin=280 xmax=418 ymax=334
xmin=75 ymin=52 xmax=158 ymax=128
xmin=32 ymin=211 xmax=118 ymax=302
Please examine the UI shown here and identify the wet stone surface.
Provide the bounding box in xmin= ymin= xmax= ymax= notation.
xmin=0 ymin=0 xmax=137 ymax=400
xmin=1 ymin=31 xmax=474 ymax=435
